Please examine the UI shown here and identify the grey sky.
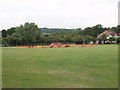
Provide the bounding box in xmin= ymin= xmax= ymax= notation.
xmin=0 ymin=0 xmax=119 ymax=30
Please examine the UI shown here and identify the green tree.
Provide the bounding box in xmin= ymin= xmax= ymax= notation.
xmin=2 ymin=30 xmax=7 ymax=38
xmin=7 ymin=27 xmax=16 ymax=35
xmin=83 ymin=24 xmax=104 ymax=37
xmin=72 ymin=35 xmax=84 ymax=44
xmin=2 ymin=38 xmax=9 ymax=46
xmin=109 ymin=37 xmax=116 ymax=43
xmin=0 ymin=34 xmax=2 ymax=46
xmin=13 ymin=22 xmax=39 ymax=45
xmin=116 ymin=38 xmax=120 ymax=44
xmin=100 ymin=34 xmax=107 ymax=44
xmin=63 ymin=36 xmax=72 ymax=42
xmin=84 ymin=35 xmax=96 ymax=44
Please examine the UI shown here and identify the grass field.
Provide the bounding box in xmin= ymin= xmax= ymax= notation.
xmin=2 ymin=45 xmax=118 ymax=88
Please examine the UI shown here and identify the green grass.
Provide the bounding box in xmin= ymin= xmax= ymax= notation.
xmin=2 ymin=45 xmax=118 ymax=88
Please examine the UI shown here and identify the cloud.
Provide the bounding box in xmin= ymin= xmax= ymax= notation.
xmin=0 ymin=0 xmax=119 ymax=30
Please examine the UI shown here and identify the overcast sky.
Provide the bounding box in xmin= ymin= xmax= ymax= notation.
xmin=0 ymin=0 xmax=119 ymax=30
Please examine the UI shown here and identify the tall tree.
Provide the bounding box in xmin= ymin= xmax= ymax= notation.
xmin=100 ymin=34 xmax=107 ymax=44
xmin=13 ymin=22 xmax=39 ymax=45
xmin=7 ymin=27 xmax=16 ymax=35
xmin=0 ymin=33 xmax=2 ymax=46
xmin=2 ymin=30 xmax=7 ymax=38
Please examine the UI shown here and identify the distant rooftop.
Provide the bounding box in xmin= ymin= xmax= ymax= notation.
xmin=98 ymin=30 xmax=120 ymax=37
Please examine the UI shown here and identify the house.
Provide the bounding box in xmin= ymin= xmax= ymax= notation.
xmin=97 ymin=30 xmax=120 ymax=44
xmin=97 ymin=30 xmax=120 ymax=39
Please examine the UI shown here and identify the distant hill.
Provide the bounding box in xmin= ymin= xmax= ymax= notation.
xmin=40 ymin=28 xmax=82 ymax=33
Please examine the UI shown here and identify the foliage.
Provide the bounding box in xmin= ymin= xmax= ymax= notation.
xmin=0 ymin=34 xmax=2 ymax=46
xmin=116 ymin=38 xmax=120 ymax=44
xmin=41 ymin=28 xmax=81 ymax=33
xmin=15 ymin=23 xmax=39 ymax=44
xmin=109 ymin=37 xmax=116 ymax=42
xmin=2 ymin=30 xmax=7 ymax=38
xmin=1 ymin=23 xmax=120 ymax=46
xmin=72 ymin=35 xmax=84 ymax=44
xmin=101 ymin=34 xmax=107 ymax=41
xmin=2 ymin=23 xmax=39 ymax=45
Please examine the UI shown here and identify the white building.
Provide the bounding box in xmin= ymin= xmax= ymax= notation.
xmin=97 ymin=30 xmax=120 ymax=39
xmin=97 ymin=30 xmax=120 ymax=44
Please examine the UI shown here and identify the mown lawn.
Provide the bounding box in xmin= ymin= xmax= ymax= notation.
xmin=2 ymin=45 xmax=118 ymax=88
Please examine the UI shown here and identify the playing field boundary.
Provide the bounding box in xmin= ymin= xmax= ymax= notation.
xmin=16 ymin=44 xmax=98 ymax=48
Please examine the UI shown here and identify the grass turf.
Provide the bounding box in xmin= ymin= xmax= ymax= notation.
xmin=2 ymin=45 xmax=118 ymax=88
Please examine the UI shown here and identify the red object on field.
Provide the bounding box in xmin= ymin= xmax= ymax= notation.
xmin=64 ymin=45 xmax=70 ymax=47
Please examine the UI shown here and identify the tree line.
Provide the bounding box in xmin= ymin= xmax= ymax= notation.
xmin=1 ymin=22 xmax=120 ymax=46
xmin=41 ymin=28 xmax=81 ymax=33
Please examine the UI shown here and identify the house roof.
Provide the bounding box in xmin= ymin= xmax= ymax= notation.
xmin=98 ymin=30 xmax=120 ymax=37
